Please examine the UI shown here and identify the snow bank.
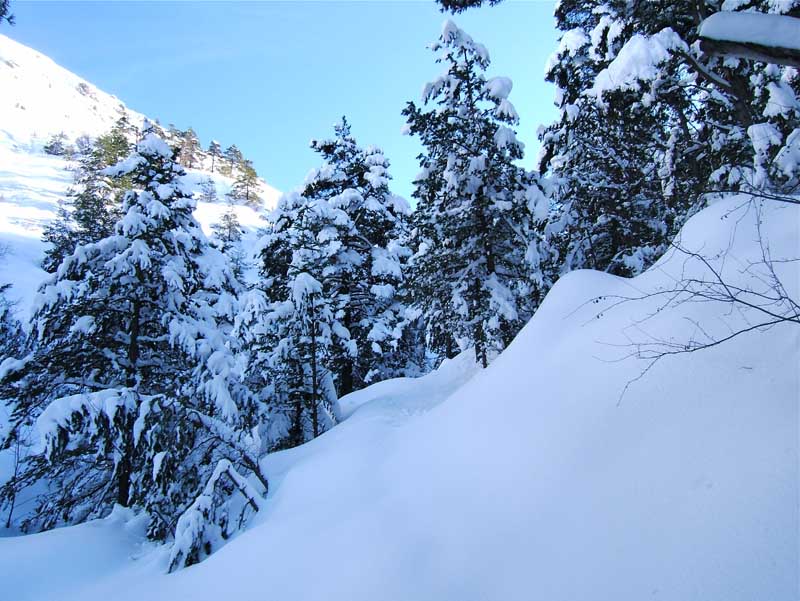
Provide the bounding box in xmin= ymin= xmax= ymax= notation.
xmin=1 ymin=194 xmax=796 ymax=601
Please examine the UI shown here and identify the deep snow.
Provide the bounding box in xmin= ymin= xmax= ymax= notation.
xmin=0 ymin=194 xmax=796 ymax=601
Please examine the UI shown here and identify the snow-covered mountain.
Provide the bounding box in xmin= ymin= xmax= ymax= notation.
xmin=0 ymin=34 xmax=280 ymax=315
xmin=0 ymin=35 xmax=147 ymax=149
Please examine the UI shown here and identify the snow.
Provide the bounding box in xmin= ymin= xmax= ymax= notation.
xmin=0 ymin=35 xmax=147 ymax=149
xmin=484 ymin=76 xmax=513 ymax=100
xmin=588 ymin=28 xmax=688 ymax=100
xmin=700 ymin=11 xmax=800 ymax=52
xmin=0 ymin=34 xmax=279 ymax=320
xmin=0 ymin=194 xmax=796 ymax=600
xmin=545 ymin=28 xmax=589 ymax=75
xmin=764 ymin=80 xmax=799 ymax=117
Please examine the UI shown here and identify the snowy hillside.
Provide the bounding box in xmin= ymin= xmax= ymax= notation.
xmin=1 ymin=194 xmax=796 ymax=601
xmin=0 ymin=34 xmax=280 ymax=315
xmin=0 ymin=35 xmax=146 ymax=149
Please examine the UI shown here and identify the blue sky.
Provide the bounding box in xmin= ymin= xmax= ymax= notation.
xmin=8 ymin=0 xmax=559 ymax=201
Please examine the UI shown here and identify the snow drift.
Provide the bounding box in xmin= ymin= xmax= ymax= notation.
xmin=0 ymin=193 xmax=796 ymax=601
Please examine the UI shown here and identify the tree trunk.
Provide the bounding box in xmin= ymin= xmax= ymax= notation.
xmin=309 ymin=298 xmax=320 ymax=439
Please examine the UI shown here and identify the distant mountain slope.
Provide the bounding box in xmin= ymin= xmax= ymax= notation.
xmin=0 ymin=34 xmax=280 ymax=316
xmin=0 ymin=34 xmax=147 ymax=148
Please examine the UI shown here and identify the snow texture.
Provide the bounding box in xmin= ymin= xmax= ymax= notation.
xmin=700 ymin=11 xmax=800 ymax=52
xmin=588 ymin=28 xmax=688 ymax=99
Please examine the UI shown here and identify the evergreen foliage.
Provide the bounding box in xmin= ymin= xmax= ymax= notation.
xmin=43 ymin=132 xmax=69 ymax=156
xmin=403 ymin=21 xmax=545 ymax=367
xmin=179 ymin=128 xmax=201 ymax=168
xmin=198 ymin=177 xmax=217 ymax=204
xmin=2 ymin=129 xmax=266 ymax=544
xmin=212 ymin=197 xmax=247 ymax=280
xmin=0 ymin=0 xmax=14 ymax=26
xmin=207 ymin=140 xmax=222 ymax=173
xmin=42 ymin=120 xmax=134 ymax=272
xmin=227 ymin=159 xmax=261 ymax=208
xmin=539 ymin=0 xmax=800 ymax=277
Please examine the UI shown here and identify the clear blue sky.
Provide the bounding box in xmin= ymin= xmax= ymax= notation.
xmin=8 ymin=0 xmax=559 ymax=201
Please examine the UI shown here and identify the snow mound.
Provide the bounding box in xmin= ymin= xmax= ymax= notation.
xmin=0 ymin=194 xmax=796 ymax=601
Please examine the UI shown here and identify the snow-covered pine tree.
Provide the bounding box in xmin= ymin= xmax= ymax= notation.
xmin=198 ymin=176 xmax=218 ymax=204
xmin=403 ymin=20 xmax=544 ymax=367
xmin=212 ymin=197 xmax=247 ymax=280
xmin=224 ymin=144 xmax=244 ymax=169
xmin=0 ymin=283 xmax=23 ymax=363
xmin=0 ymin=0 xmax=13 ymax=26
xmin=100 ymin=110 xmax=138 ymax=160
xmin=179 ymin=127 xmax=201 ymax=169
xmin=41 ymin=121 xmax=135 ymax=273
xmin=297 ymin=118 xmax=417 ymax=392
xmin=2 ymin=128 xmax=267 ymax=544
xmin=43 ymin=132 xmax=69 ymax=156
xmin=539 ymin=1 xmax=800 ymax=277
xmin=241 ymin=191 xmax=351 ymax=445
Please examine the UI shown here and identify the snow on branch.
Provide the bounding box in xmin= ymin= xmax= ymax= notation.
xmin=587 ymin=29 xmax=688 ymax=100
xmin=168 ymin=459 xmax=267 ymax=572
xmin=699 ymin=12 xmax=800 ymax=68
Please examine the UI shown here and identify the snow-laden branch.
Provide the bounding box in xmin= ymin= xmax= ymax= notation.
xmin=699 ymin=12 xmax=800 ymax=68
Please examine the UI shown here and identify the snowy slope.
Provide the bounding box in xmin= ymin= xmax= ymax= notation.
xmin=0 ymin=34 xmax=147 ymax=149
xmin=1 ymin=194 xmax=796 ymax=601
xmin=0 ymin=34 xmax=280 ymax=316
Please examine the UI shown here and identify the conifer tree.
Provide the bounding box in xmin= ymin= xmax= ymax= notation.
xmin=403 ymin=21 xmax=543 ymax=367
xmin=1 ymin=0 xmax=14 ymax=26
xmin=224 ymin=144 xmax=244 ymax=168
xmin=208 ymin=140 xmax=222 ymax=173
xmin=228 ymin=159 xmax=261 ymax=208
xmin=179 ymin=127 xmax=201 ymax=168
xmin=41 ymin=127 xmax=133 ymax=272
xmin=539 ymin=1 xmax=800 ymax=277
xmin=2 ymin=128 xmax=265 ymax=542
xmin=240 ymin=192 xmax=350 ymax=445
xmin=198 ymin=177 xmax=217 ymax=203
xmin=43 ymin=132 xmax=68 ymax=156
xmin=301 ymin=118 xmax=416 ymax=391
xmin=212 ymin=197 xmax=247 ymax=280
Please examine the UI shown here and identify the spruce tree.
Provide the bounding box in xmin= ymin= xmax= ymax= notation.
xmin=41 ymin=130 xmax=131 ymax=272
xmin=241 ymin=192 xmax=350 ymax=445
xmin=2 ymin=129 xmax=263 ymax=541
xmin=300 ymin=118 xmax=416 ymax=392
xmin=179 ymin=127 xmax=201 ymax=168
xmin=224 ymin=144 xmax=244 ymax=169
xmin=539 ymin=1 xmax=800 ymax=277
xmin=198 ymin=177 xmax=218 ymax=204
xmin=212 ymin=197 xmax=247 ymax=280
xmin=403 ymin=21 xmax=543 ymax=367
xmin=227 ymin=159 xmax=261 ymax=208
xmin=43 ymin=132 xmax=68 ymax=156
xmin=208 ymin=140 xmax=222 ymax=173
